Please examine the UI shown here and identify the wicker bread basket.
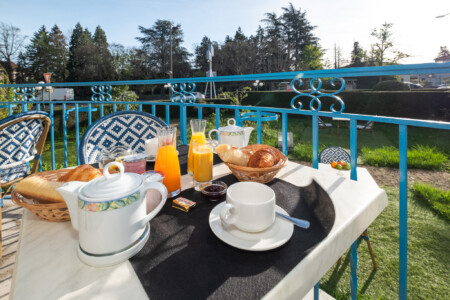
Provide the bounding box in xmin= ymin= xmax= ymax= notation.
xmin=225 ymin=145 xmax=288 ymax=183
xmin=11 ymin=169 xmax=72 ymax=222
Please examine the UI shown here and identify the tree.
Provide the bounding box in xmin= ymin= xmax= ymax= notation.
xmin=48 ymin=25 xmax=68 ymax=82
xmin=349 ymin=41 xmax=367 ymax=67
xmin=93 ymin=26 xmax=114 ymax=81
xmin=281 ymin=3 xmax=318 ymax=70
xmin=0 ymin=23 xmax=26 ymax=82
xmin=136 ymin=20 xmax=191 ymax=78
xmin=25 ymin=26 xmax=52 ymax=81
xmin=261 ymin=12 xmax=286 ymax=72
xmin=74 ymin=28 xmax=96 ymax=82
xmin=194 ymin=36 xmax=212 ymax=72
xmin=371 ymin=22 xmax=409 ymax=66
xmin=67 ymin=23 xmax=84 ymax=81
xmin=300 ymin=44 xmax=325 ymax=70
xmin=435 ymin=46 xmax=449 ymax=61
xmin=333 ymin=43 xmax=345 ymax=69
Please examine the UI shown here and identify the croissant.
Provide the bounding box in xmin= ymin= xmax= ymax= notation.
xmin=58 ymin=164 xmax=103 ymax=182
xmin=247 ymin=148 xmax=280 ymax=168
xmin=215 ymin=144 xmax=250 ymax=166
xmin=14 ymin=176 xmax=64 ymax=203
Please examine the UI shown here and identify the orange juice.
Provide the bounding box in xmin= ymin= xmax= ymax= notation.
xmin=188 ymin=132 xmax=206 ymax=174
xmin=193 ymin=143 xmax=213 ymax=183
xmin=154 ymin=144 xmax=181 ymax=196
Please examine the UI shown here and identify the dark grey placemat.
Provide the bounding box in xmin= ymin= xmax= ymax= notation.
xmin=130 ymin=174 xmax=335 ymax=299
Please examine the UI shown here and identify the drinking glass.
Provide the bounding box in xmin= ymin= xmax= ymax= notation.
xmin=193 ymin=140 xmax=213 ymax=191
xmin=154 ymin=127 xmax=181 ymax=197
xmin=188 ymin=119 xmax=206 ymax=176
xmin=99 ymin=146 xmax=135 ymax=169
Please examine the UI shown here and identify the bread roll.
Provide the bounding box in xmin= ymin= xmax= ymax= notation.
xmin=215 ymin=144 xmax=250 ymax=166
xmin=58 ymin=164 xmax=103 ymax=182
xmin=14 ymin=176 xmax=64 ymax=203
xmin=247 ymin=146 xmax=285 ymax=168
xmin=247 ymin=149 xmax=276 ymax=168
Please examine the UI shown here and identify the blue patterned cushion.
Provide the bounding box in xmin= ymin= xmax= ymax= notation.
xmin=81 ymin=113 xmax=167 ymax=164
xmin=319 ymin=147 xmax=351 ymax=164
xmin=0 ymin=164 xmax=30 ymax=184
xmin=0 ymin=118 xmax=44 ymax=184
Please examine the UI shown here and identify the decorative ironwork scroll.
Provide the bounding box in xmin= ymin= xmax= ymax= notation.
xmin=170 ymin=83 xmax=196 ymax=103
xmin=290 ymin=77 xmax=346 ymax=113
xmin=13 ymin=87 xmax=36 ymax=102
xmin=91 ymin=85 xmax=112 ymax=101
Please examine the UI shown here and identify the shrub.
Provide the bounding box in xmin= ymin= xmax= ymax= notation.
xmin=373 ymin=80 xmax=410 ymax=91
xmin=242 ymin=90 xmax=450 ymax=121
xmin=292 ymin=143 xmax=327 ymax=162
xmin=104 ymin=85 xmax=139 ymax=115
xmin=360 ymin=145 xmax=448 ymax=170
xmin=412 ymin=183 xmax=450 ymax=221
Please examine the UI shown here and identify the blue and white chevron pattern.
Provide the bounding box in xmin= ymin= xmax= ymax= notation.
xmin=319 ymin=147 xmax=351 ymax=164
xmin=0 ymin=119 xmax=44 ymax=183
xmin=83 ymin=114 xmax=166 ymax=164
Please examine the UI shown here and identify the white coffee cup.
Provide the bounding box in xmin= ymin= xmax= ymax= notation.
xmin=145 ymin=138 xmax=159 ymax=159
xmin=220 ymin=182 xmax=275 ymax=233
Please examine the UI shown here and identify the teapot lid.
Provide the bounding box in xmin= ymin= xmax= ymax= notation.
xmin=79 ymin=162 xmax=142 ymax=202
xmin=219 ymin=119 xmax=244 ymax=132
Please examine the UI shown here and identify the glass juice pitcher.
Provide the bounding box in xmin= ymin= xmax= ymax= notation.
xmin=154 ymin=127 xmax=181 ymax=197
xmin=187 ymin=119 xmax=206 ymax=175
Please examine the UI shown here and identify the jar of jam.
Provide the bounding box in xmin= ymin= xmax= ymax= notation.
xmin=201 ymin=181 xmax=227 ymax=201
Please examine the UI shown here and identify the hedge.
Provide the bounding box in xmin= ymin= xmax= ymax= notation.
xmin=242 ymin=91 xmax=450 ymax=121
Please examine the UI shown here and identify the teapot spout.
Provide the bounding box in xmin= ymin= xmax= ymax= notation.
xmin=56 ymin=181 xmax=86 ymax=231
xmin=243 ymin=127 xmax=254 ymax=146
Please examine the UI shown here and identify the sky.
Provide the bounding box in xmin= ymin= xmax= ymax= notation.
xmin=2 ymin=0 xmax=450 ymax=67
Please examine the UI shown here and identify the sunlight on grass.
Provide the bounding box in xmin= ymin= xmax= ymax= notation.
xmin=320 ymin=187 xmax=450 ymax=299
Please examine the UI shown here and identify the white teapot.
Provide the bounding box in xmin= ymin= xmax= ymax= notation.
xmin=208 ymin=118 xmax=254 ymax=148
xmin=56 ymin=162 xmax=167 ymax=267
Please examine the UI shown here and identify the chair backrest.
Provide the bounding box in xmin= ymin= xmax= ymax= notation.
xmin=79 ymin=111 xmax=168 ymax=164
xmin=0 ymin=111 xmax=51 ymax=184
xmin=318 ymin=117 xmax=325 ymax=125
xmin=319 ymin=146 xmax=351 ymax=164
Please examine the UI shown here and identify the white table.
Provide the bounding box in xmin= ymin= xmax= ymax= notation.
xmin=332 ymin=117 xmax=350 ymax=136
xmin=11 ymin=162 xmax=387 ymax=299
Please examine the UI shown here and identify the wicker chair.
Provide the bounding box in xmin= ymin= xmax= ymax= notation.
xmin=0 ymin=111 xmax=51 ymax=258
xmin=79 ymin=111 xmax=168 ymax=164
xmin=319 ymin=146 xmax=377 ymax=270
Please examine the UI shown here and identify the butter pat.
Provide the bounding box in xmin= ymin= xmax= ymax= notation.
xmin=172 ymin=197 xmax=196 ymax=212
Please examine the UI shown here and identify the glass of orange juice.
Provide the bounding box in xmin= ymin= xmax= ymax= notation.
xmin=193 ymin=140 xmax=213 ymax=191
xmin=154 ymin=127 xmax=181 ymax=197
xmin=188 ymin=119 xmax=206 ymax=176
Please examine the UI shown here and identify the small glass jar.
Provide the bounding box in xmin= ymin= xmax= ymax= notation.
xmin=122 ymin=153 xmax=148 ymax=174
xmin=201 ymin=181 xmax=227 ymax=201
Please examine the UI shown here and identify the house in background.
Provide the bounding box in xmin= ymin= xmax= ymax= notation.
xmin=400 ymin=55 xmax=450 ymax=87
xmin=0 ymin=61 xmax=18 ymax=82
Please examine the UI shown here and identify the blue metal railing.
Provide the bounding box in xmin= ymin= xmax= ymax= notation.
xmin=1 ymin=63 xmax=450 ymax=299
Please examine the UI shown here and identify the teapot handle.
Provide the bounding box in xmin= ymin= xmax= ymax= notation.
xmin=139 ymin=182 xmax=168 ymax=226
xmin=208 ymin=129 xmax=219 ymax=147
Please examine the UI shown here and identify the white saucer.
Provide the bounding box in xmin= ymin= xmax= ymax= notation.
xmin=77 ymin=224 xmax=150 ymax=267
xmin=209 ymin=202 xmax=294 ymax=251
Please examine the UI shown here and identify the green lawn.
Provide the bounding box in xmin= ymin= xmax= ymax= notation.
xmin=320 ymin=187 xmax=450 ymax=299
